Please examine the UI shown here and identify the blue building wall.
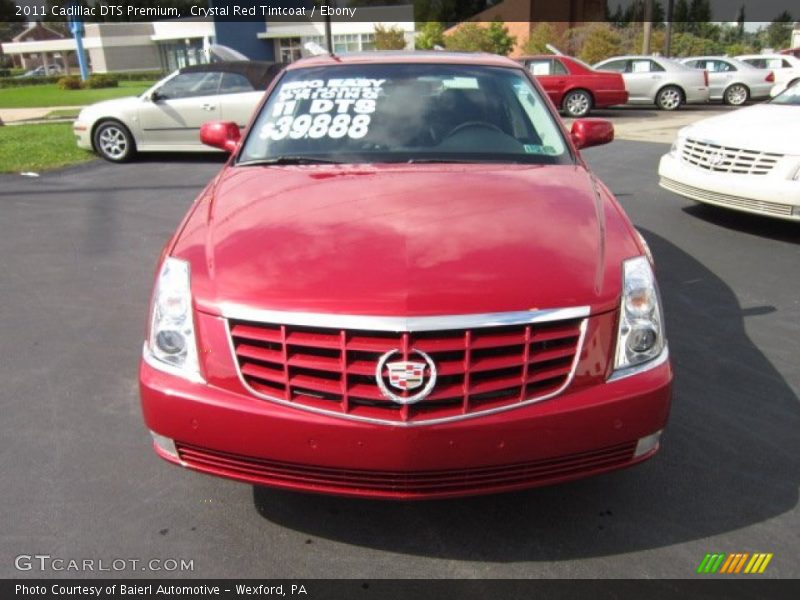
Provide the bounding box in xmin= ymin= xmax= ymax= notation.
xmin=213 ymin=19 xmax=275 ymax=61
xmin=209 ymin=0 xmax=317 ymax=62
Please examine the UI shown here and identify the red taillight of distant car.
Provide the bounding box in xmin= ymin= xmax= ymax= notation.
xmin=766 ymin=71 xmax=774 ymax=83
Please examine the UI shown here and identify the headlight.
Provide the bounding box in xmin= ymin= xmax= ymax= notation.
xmin=143 ymin=257 xmax=203 ymax=382
xmin=613 ymin=256 xmax=666 ymax=375
xmin=670 ymin=137 xmax=683 ymax=157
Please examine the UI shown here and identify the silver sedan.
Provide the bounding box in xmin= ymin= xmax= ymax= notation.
xmin=73 ymin=61 xmax=283 ymax=162
xmin=680 ymin=56 xmax=773 ymax=105
xmin=593 ymin=55 xmax=709 ymax=110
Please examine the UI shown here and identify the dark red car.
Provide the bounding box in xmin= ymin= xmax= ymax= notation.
xmin=519 ymin=54 xmax=629 ymax=117
xmin=140 ymin=52 xmax=671 ymax=500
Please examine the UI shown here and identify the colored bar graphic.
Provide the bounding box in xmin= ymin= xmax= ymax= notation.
xmin=698 ymin=552 xmax=773 ymax=574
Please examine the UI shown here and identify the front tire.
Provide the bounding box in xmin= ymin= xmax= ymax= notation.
xmin=93 ymin=120 xmax=136 ymax=163
xmin=656 ymin=86 xmax=683 ymax=111
xmin=562 ymin=89 xmax=593 ymax=117
xmin=723 ymin=83 xmax=749 ymax=106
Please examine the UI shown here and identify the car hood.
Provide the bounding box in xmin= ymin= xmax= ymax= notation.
xmin=174 ymin=164 xmax=640 ymax=317
xmin=678 ymin=104 xmax=800 ymax=155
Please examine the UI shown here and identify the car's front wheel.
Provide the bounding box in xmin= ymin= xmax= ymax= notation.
xmin=655 ymin=86 xmax=683 ymax=111
xmin=93 ymin=120 xmax=136 ymax=162
xmin=723 ymin=83 xmax=749 ymax=106
xmin=562 ymin=89 xmax=593 ymax=118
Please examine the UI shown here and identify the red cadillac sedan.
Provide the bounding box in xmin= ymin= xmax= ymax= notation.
xmin=140 ymin=52 xmax=671 ymax=500
xmin=519 ymin=54 xmax=629 ymax=117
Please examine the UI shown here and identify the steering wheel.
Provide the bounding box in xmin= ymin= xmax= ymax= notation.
xmin=444 ymin=121 xmax=505 ymax=139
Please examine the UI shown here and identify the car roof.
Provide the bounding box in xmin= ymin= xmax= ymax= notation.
xmin=597 ymin=55 xmax=671 ymax=61
xmin=736 ymin=53 xmax=786 ymax=59
xmin=516 ymin=54 xmax=572 ymax=61
xmin=285 ymin=51 xmax=522 ymax=70
xmin=179 ymin=60 xmax=284 ymax=88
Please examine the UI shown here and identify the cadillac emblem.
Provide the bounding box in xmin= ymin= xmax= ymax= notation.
xmin=375 ymin=349 xmax=437 ymax=405
xmin=707 ymin=152 xmax=725 ymax=167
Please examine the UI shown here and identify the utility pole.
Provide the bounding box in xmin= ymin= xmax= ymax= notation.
xmin=68 ymin=1 xmax=89 ymax=81
xmin=665 ymin=0 xmax=674 ymax=57
xmin=641 ymin=0 xmax=654 ymax=55
xmin=325 ymin=0 xmax=336 ymax=54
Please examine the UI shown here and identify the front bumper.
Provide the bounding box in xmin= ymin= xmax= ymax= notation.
xmin=659 ymin=152 xmax=800 ymax=221
xmin=72 ymin=121 xmax=93 ymax=151
xmin=140 ymin=348 xmax=672 ymax=500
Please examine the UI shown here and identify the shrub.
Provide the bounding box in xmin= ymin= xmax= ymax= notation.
xmin=374 ymin=24 xmax=407 ymax=50
xmin=57 ymin=75 xmax=83 ymax=90
xmin=444 ymin=21 xmax=517 ymax=56
xmin=415 ymin=22 xmax=445 ymax=50
xmin=0 ymin=75 xmax=62 ymax=89
xmin=85 ymin=74 xmax=119 ymax=89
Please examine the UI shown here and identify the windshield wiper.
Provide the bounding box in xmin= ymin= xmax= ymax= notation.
xmin=238 ymin=156 xmax=344 ymax=166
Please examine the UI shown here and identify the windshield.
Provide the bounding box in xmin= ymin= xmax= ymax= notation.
xmin=770 ymin=82 xmax=800 ymax=105
xmin=238 ymin=63 xmax=570 ymax=165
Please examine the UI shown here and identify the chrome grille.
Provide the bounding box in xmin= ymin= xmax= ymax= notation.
xmin=228 ymin=317 xmax=586 ymax=424
xmin=660 ymin=177 xmax=794 ymax=217
xmin=681 ymin=138 xmax=782 ymax=175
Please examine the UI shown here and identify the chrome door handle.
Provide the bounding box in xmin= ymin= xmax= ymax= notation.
xmin=201 ymin=104 xmax=216 ymax=111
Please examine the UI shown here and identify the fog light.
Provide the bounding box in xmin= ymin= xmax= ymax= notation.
xmin=634 ymin=430 xmax=662 ymax=457
xmin=150 ymin=431 xmax=181 ymax=462
xmin=626 ymin=323 xmax=658 ymax=353
xmin=155 ymin=330 xmax=185 ymax=355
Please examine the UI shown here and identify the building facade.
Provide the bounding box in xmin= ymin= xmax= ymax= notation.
xmin=2 ymin=4 xmax=416 ymax=75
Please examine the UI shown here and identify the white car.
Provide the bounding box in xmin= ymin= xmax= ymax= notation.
xmin=680 ymin=56 xmax=774 ymax=105
xmin=658 ymin=82 xmax=800 ymax=221
xmin=593 ymin=55 xmax=709 ymax=110
xmin=73 ymin=61 xmax=282 ymax=162
xmin=736 ymin=53 xmax=800 ymax=97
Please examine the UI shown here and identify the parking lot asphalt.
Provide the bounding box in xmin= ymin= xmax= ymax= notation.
xmin=1 ymin=141 xmax=798 ymax=579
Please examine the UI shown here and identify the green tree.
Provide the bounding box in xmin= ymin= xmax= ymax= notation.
xmin=0 ymin=0 xmax=26 ymax=43
xmin=765 ymin=11 xmax=793 ymax=49
xmin=687 ymin=0 xmax=711 ymax=34
xmin=564 ymin=23 xmax=624 ymax=64
xmin=670 ymin=31 xmax=722 ymax=56
xmin=736 ymin=4 xmax=746 ymax=39
xmin=373 ymin=24 xmax=407 ymax=50
xmin=485 ymin=20 xmax=516 ymax=56
xmin=672 ymin=0 xmax=690 ymax=33
xmin=375 ymin=1 xmax=498 ymax=23
xmin=415 ymin=21 xmax=445 ymax=50
xmin=522 ymin=23 xmax=557 ymax=54
xmin=444 ymin=21 xmax=516 ymax=56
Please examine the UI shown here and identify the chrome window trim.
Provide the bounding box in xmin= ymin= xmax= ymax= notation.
xmin=224 ymin=316 xmax=589 ymax=428
xmin=219 ymin=304 xmax=590 ymax=332
xmin=607 ymin=345 xmax=670 ymax=382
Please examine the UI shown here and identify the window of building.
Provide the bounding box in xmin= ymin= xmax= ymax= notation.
xmin=157 ymin=39 xmax=205 ymax=73
xmin=278 ymin=38 xmax=303 ymax=63
xmin=302 ymin=33 xmax=381 ymax=57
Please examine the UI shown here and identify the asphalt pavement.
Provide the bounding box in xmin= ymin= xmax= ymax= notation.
xmin=0 ymin=143 xmax=798 ymax=579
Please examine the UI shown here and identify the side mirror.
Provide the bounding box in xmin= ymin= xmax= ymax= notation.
xmin=150 ymin=90 xmax=164 ymax=103
xmin=570 ymin=118 xmax=614 ymax=149
xmin=200 ymin=121 xmax=241 ymax=153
